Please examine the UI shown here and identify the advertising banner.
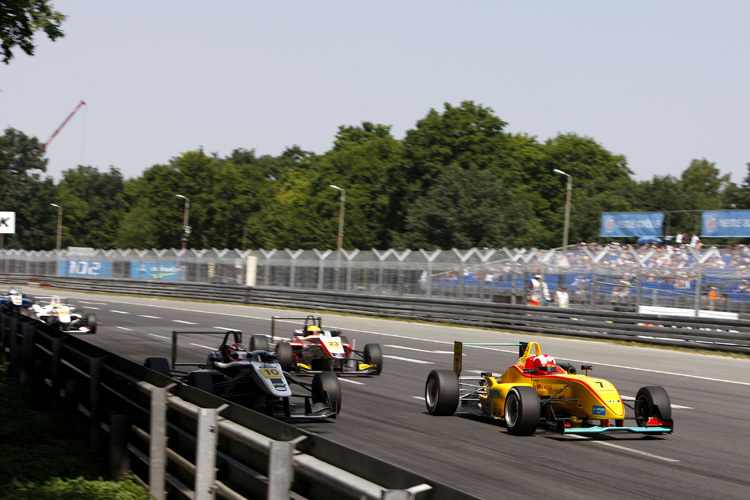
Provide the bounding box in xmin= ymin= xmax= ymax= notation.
xmin=600 ymin=212 xmax=664 ymax=238
xmin=59 ymin=260 xmax=113 ymax=277
xmin=130 ymin=262 xmax=182 ymax=280
xmin=701 ymin=210 xmax=750 ymax=238
xmin=0 ymin=212 xmax=16 ymax=234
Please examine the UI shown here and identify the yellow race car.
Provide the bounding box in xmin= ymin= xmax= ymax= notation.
xmin=425 ymin=341 xmax=674 ymax=436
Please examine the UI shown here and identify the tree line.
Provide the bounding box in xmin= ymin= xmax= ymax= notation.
xmin=1 ymin=101 xmax=748 ymax=251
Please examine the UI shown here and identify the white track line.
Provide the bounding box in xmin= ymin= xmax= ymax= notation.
xmin=567 ymin=434 xmax=680 ymax=462
xmin=385 ymin=345 xmax=453 ymax=354
xmin=383 ymin=355 xmax=433 ymax=364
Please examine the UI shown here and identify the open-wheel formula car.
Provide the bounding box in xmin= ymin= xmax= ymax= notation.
xmin=0 ymin=289 xmax=34 ymax=313
xmin=425 ymin=341 xmax=674 ymax=436
xmin=260 ymin=315 xmax=382 ymax=376
xmin=29 ymin=295 xmax=97 ymax=333
xmin=144 ymin=329 xmax=341 ymax=421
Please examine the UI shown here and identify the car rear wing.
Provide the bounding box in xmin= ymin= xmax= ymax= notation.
xmin=452 ymin=341 xmax=529 ymax=376
xmin=170 ymin=329 xmax=242 ymax=369
xmin=270 ymin=315 xmax=322 ymax=341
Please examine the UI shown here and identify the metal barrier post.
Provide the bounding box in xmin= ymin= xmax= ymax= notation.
xmin=110 ymin=413 xmax=129 ymax=479
xmin=88 ymin=357 xmax=103 ymax=444
xmin=19 ymin=320 xmax=36 ymax=385
xmin=149 ymin=386 xmax=170 ymax=500
xmin=267 ymin=435 xmax=306 ymax=500
xmin=195 ymin=406 xmax=225 ymax=500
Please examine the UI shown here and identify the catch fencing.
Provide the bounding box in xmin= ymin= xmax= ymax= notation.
xmin=3 ymin=244 xmax=750 ymax=317
xmin=2 ymin=275 xmax=749 ymax=355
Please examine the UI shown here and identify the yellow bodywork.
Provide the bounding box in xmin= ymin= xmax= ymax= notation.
xmin=475 ymin=342 xmax=625 ymax=421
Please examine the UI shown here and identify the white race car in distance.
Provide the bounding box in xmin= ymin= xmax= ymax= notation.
xmin=30 ymin=295 xmax=97 ymax=333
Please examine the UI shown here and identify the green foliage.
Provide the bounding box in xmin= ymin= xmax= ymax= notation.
xmin=0 ymin=367 xmax=151 ymax=499
xmin=3 ymin=476 xmax=152 ymax=500
xmin=680 ymin=158 xmax=730 ymax=210
xmin=0 ymin=0 xmax=66 ymax=64
xmin=56 ymin=166 xmax=126 ymax=248
xmin=0 ymin=127 xmax=59 ymax=249
xmin=1 ymin=102 xmax=749 ymax=251
xmin=398 ymin=164 xmax=540 ymax=249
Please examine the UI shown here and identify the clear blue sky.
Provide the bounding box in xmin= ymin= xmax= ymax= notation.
xmin=3 ymin=1 xmax=749 ymax=184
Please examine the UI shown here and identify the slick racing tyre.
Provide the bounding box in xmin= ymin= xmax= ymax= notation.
xmin=144 ymin=357 xmax=171 ymax=376
xmin=86 ymin=313 xmax=97 ymax=334
xmin=635 ymin=386 xmax=672 ymax=426
xmin=364 ymin=343 xmax=383 ymax=375
xmin=504 ymin=386 xmax=540 ymax=436
xmin=250 ymin=334 xmax=269 ymax=352
xmin=276 ymin=342 xmax=294 ymax=372
xmin=312 ymin=371 xmax=342 ymax=415
xmin=188 ymin=371 xmax=216 ymax=393
xmin=424 ymin=369 xmax=459 ymax=416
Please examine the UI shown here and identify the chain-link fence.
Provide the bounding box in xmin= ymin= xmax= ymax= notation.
xmin=2 ymin=244 xmax=750 ymax=316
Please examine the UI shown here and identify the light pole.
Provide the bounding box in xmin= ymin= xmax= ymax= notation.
xmin=50 ymin=203 xmax=62 ymax=251
xmin=553 ymin=169 xmax=572 ymax=249
xmin=176 ymin=194 xmax=190 ymax=249
xmin=329 ymin=185 xmax=345 ymax=259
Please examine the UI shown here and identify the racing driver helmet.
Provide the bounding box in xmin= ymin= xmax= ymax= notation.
xmin=226 ymin=343 xmax=248 ymax=361
xmin=305 ymin=325 xmax=321 ymax=335
xmin=526 ymin=354 xmax=557 ymax=373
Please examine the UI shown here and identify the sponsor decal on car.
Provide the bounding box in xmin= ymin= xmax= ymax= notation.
xmin=593 ymin=405 xmax=606 ymax=416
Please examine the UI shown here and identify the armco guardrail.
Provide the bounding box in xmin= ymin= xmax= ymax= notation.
xmin=0 ymin=310 xmax=476 ymax=500
xmin=6 ymin=275 xmax=750 ymax=354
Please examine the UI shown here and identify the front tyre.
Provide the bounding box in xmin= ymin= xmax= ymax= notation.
xmin=425 ymin=369 xmax=459 ymax=416
xmin=276 ymin=342 xmax=294 ymax=372
xmin=86 ymin=313 xmax=97 ymax=334
xmin=312 ymin=371 xmax=342 ymax=415
xmin=364 ymin=343 xmax=383 ymax=375
xmin=504 ymin=386 xmax=540 ymax=436
xmin=635 ymin=386 xmax=672 ymax=426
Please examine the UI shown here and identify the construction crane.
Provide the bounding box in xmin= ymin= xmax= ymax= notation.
xmin=39 ymin=100 xmax=86 ymax=153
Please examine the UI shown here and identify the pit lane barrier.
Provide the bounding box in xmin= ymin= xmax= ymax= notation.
xmin=0 ymin=310 xmax=475 ymax=500
xmin=4 ymin=275 xmax=750 ymax=354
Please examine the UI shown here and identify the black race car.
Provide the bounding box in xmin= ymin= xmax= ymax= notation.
xmin=144 ymin=329 xmax=341 ymax=420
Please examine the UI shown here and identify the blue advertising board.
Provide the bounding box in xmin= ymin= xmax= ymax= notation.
xmin=702 ymin=210 xmax=750 ymax=238
xmin=130 ymin=262 xmax=182 ymax=280
xmin=59 ymin=259 xmax=113 ymax=277
xmin=600 ymin=212 xmax=664 ymax=238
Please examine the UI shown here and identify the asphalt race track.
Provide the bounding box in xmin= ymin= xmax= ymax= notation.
xmin=25 ymin=288 xmax=750 ymax=500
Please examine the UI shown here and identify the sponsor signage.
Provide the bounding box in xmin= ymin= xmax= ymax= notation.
xmin=131 ymin=261 xmax=182 ymax=280
xmin=59 ymin=260 xmax=113 ymax=277
xmin=0 ymin=212 xmax=16 ymax=234
xmin=600 ymin=212 xmax=664 ymax=238
xmin=702 ymin=210 xmax=750 ymax=237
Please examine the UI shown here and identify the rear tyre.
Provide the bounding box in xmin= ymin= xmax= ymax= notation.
xmin=187 ymin=371 xmax=216 ymax=393
xmin=424 ymin=369 xmax=459 ymax=416
xmin=312 ymin=371 xmax=342 ymax=415
xmin=86 ymin=313 xmax=97 ymax=334
xmin=364 ymin=343 xmax=383 ymax=375
xmin=144 ymin=357 xmax=171 ymax=376
xmin=276 ymin=342 xmax=294 ymax=372
xmin=250 ymin=334 xmax=269 ymax=352
xmin=504 ymin=386 xmax=540 ymax=435
xmin=635 ymin=386 xmax=672 ymax=426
